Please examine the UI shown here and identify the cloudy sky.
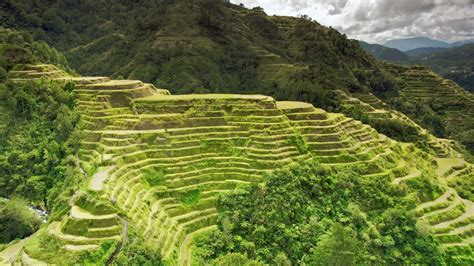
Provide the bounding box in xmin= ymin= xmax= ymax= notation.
xmin=230 ymin=0 xmax=474 ymax=44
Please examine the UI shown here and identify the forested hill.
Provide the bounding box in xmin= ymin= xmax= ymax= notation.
xmin=0 ymin=0 xmax=393 ymax=97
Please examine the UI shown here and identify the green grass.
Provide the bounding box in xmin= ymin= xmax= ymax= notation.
xmin=140 ymin=168 xmax=168 ymax=187
xmin=179 ymin=190 xmax=202 ymax=206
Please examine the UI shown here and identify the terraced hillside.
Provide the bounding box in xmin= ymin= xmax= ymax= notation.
xmin=4 ymin=64 xmax=474 ymax=265
xmin=384 ymin=64 xmax=474 ymax=154
xmin=337 ymin=89 xmax=459 ymax=158
xmin=419 ymin=158 xmax=474 ymax=264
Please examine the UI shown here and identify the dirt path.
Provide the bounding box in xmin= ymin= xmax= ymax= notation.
xmin=90 ymin=167 xmax=112 ymax=191
xmin=0 ymin=240 xmax=26 ymax=265
xmin=392 ymin=169 xmax=420 ymax=185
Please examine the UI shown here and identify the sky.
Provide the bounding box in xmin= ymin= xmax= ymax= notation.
xmin=230 ymin=0 xmax=474 ymax=44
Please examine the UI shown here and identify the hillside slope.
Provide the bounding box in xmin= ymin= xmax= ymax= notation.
xmin=362 ymin=42 xmax=474 ymax=93
xmin=415 ymin=44 xmax=474 ymax=93
xmin=381 ymin=64 xmax=474 ymax=156
xmin=2 ymin=63 xmax=472 ymax=265
xmin=358 ymin=41 xmax=409 ymax=61
xmin=1 ymin=0 xmax=393 ymax=99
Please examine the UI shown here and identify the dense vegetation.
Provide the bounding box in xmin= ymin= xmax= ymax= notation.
xmin=0 ymin=27 xmax=69 ymax=81
xmin=0 ymin=79 xmax=80 ymax=208
xmin=0 ymin=198 xmax=41 ymax=243
xmin=195 ymin=160 xmax=444 ymax=265
xmin=0 ymin=0 xmax=393 ymax=106
xmin=112 ymin=230 xmax=163 ymax=266
xmin=340 ymin=104 xmax=424 ymax=143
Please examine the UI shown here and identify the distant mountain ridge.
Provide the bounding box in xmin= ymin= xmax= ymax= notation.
xmin=384 ymin=37 xmax=474 ymax=51
xmin=384 ymin=37 xmax=450 ymax=51
xmin=358 ymin=41 xmax=409 ymax=61
xmin=359 ymin=39 xmax=474 ymax=93
xmin=405 ymin=47 xmax=447 ymax=57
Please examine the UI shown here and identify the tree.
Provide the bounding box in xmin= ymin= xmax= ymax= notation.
xmin=0 ymin=198 xmax=41 ymax=243
xmin=214 ymin=253 xmax=263 ymax=266
xmin=305 ymin=223 xmax=363 ymax=266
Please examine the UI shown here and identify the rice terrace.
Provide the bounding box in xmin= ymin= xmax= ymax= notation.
xmin=0 ymin=0 xmax=473 ymax=265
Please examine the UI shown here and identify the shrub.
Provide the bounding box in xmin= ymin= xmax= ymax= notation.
xmin=0 ymin=198 xmax=41 ymax=243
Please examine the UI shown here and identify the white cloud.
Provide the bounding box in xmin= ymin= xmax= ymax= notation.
xmin=231 ymin=0 xmax=474 ymax=43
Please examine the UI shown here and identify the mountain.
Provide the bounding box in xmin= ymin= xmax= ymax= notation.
xmin=0 ymin=0 xmax=394 ymax=100
xmin=415 ymin=44 xmax=474 ymax=92
xmin=452 ymin=39 xmax=474 ymax=47
xmin=384 ymin=37 xmax=451 ymax=51
xmin=358 ymin=41 xmax=409 ymax=61
xmin=405 ymin=47 xmax=447 ymax=57
xmin=362 ymin=40 xmax=474 ymax=93
xmin=1 ymin=1 xmax=474 ymax=265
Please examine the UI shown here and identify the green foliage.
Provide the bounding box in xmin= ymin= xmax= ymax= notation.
xmin=422 ymin=114 xmax=446 ymax=138
xmin=112 ymin=229 xmax=163 ymax=266
xmin=342 ymin=104 xmax=423 ymax=143
xmin=196 ymin=160 xmax=444 ymax=264
xmin=405 ymin=172 xmax=444 ymax=203
xmin=140 ymin=168 xmax=167 ymax=187
xmin=79 ymin=240 xmax=118 ymax=265
xmin=0 ymin=79 xmax=80 ymax=207
xmin=75 ymin=191 xmax=117 ymax=215
xmin=288 ymin=131 xmax=308 ymax=154
xmin=458 ymin=130 xmax=474 ymax=156
xmin=0 ymin=198 xmax=41 ymax=243
xmin=448 ymin=173 xmax=474 ymax=201
xmin=302 ymin=223 xmax=364 ymax=265
xmin=213 ymin=253 xmax=263 ymax=266
xmin=180 ymin=189 xmax=202 ymax=206
xmin=0 ymin=28 xmax=69 ymax=72
xmin=364 ymin=117 xmax=421 ymax=143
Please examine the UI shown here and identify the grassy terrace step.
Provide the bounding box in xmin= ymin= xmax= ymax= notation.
xmin=108 ymin=154 xmax=302 ymax=182
xmin=134 ymin=95 xmax=276 ymax=114
xmin=78 ymin=80 xmax=143 ymax=90
xmin=70 ymin=205 xmax=118 ymax=221
xmin=63 ymin=244 xmax=100 ymax=251
xmin=166 ymin=172 xmax=263 ymax=189
xmin=422 ymin=202 xmax=466 ymax=226
xmin=48 ymin=222 xmax=120 ymax=245
xmin=433 ymin=201 xmax=474 ymax=232
xmin=162 ymin=213 xmax=218 ymax=258
xmin=446 ymin=166 xmax=472 ymax=181
xmin=392 ymin=169 xmax=421 ymax=185
xmin=435 ymin=224 xmax=474 ymax=244
xmin=416 ymin=189 xmax=456 ymax=216
xmin=416 ymin=187 xmax=468 ymax=227
xmin=74 ymin=86 xmax=155 ymax=97
xmin=21 ymin=252 xmax=48 ymax=266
